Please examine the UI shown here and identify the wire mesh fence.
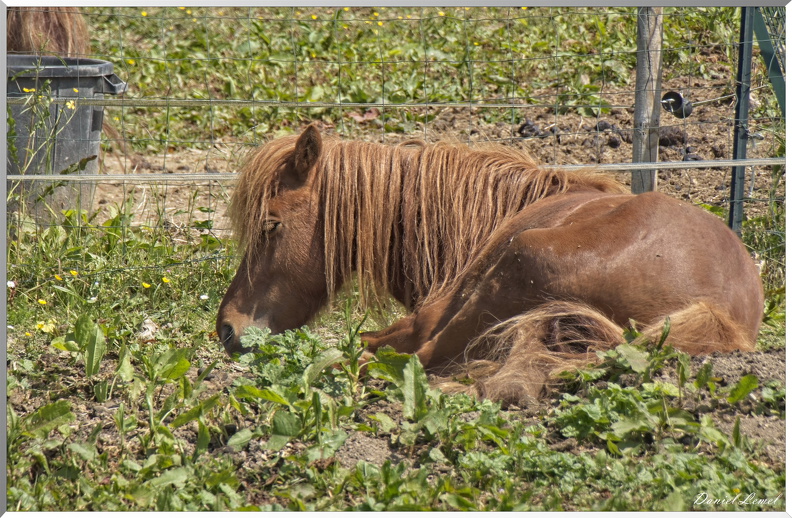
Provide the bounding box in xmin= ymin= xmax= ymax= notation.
xmin=6 ymin=6 xmax=786 ymax=293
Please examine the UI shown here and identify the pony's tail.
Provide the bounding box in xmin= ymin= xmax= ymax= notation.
xmin=434 ymin=300 xmax=754 ymax=406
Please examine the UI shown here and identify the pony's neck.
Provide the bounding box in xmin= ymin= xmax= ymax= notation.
xmin=321 ymin=139 xmax=607 ymax=309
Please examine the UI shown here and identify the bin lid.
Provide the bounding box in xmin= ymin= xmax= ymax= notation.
xmin=7 ymin=55 xmax=115 ymax=78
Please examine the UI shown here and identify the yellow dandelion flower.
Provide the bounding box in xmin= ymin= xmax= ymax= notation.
xmin=141 ymin=11 xmax=147 ymax=16
xmin=377 ymin=21 xmax=383 ymax=26
xmin=192 ymin=18 xmax=197 ymax=23
xmin=127 ymin=59 xmax=136 ymax=65
xmin=142 ymin=282 xmax=151 ymax=289
xmin=36 ymin=321 xmax=56 ymax=334
xmin=162 ymin=277 xmax=171 ymax=283
xmin=179 ymin=6 xmax=185 ymax=9
xmin=54 ymin=274 xmax=63 ymax=281
xmin=186 ymin=9 xmax=192 ymax=14
xmin=438 ymin=11 xmax=445 ymax=16
xmin=311 ymin=14 xmax=317 ymax=19
xmin=25 ymin=332 xmax=32 ymax=337
xmin=37 ymin=299 xmax=47 ymax=305
xmin=521 ymin=6 xmax=527 ymax=9
xmin=70 ymin=270 xmax=78 ymax=276
xmin=373 ymin=12 xmax=379 ymax=16
xmin=406 ymin=15 xmax=411 ymax=19
xmin=474 ymin=42 xmax=480 ymax=46
xmin=343 ymin=7 xmax=349 ymax=11
xmin=398 ymin=16 xmax=403 ymax=19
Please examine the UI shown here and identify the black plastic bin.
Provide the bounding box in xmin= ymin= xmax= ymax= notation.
xmin=7 ymin=55 xmax=127 ymax=219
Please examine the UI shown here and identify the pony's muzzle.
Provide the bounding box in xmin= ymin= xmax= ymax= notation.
xmin=218 ymin=321 xmax=249 ymax=356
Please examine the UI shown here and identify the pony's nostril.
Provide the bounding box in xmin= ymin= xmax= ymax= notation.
xmin=219 ymin=323 xmax=235 ymax=348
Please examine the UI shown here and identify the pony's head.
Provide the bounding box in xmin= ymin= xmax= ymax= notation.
xmin=217 ymin=125 xmax=329 ymax=355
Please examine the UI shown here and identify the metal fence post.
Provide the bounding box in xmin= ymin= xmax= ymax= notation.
xmin=632 ymin=7 xmax=663 ymax=194
xmin=728 ymin=7 xmax=754 ymax=236
xmin=753 ymin=8 xmax=785 ymax=116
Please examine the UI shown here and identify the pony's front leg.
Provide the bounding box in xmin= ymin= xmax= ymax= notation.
xmin=361 ymin=303 xmax=450 ymax=356
xmin=360 ymin=314 xmax=423 ymax=354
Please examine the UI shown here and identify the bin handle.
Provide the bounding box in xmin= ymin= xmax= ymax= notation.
xmin=102 ymin=73 xmax=127 ymax=95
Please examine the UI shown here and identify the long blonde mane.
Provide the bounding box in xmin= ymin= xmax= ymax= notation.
xmin=230 ymin=133 xmax=624 ymax=307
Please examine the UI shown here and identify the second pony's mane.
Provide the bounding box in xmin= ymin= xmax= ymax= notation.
xmin=231 ymin=133 xmax=625 ymax=307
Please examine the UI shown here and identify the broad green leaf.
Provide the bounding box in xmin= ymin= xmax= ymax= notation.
xmin=74 ymin=314 xmax=106 ymax=377
xmin=370 ymin=412 xmax=397 ymax=434
xmin=727 ymin=374 xmax=759 ymax=404
xmin=642 ymin=381 xmax=680 ymax=397
xmin=402 ymin=355 xmax=429 ymax=421
xmin=23 ymin=400 xmax=75 ymax=439
xmin=367 ymin=346 xmax=411 ymax=384
xmin=154 ymin=349 xmax=191 ymax=380
xmin=227 ymin=428 xmax=253 ymax=451
xmin=699 ymin=415 xmax=729 ymax=445
xmin=303 ymin=348 xmax=343 ymax=386
xmin=67 ymin=442 xmax=97 ymax=462
xmin=116 ymin=352 xmax=135 ymax=382
xmin=196 ymin=420 xmax=210 ymax=454
xmin=442 ymin=493 xmax=476 ymax=510
xmin=169 ymin=394 xmax=220 ymax=428
xmin=271 ymin=410 xmax=301 ymax=437
xmin=321 ymin=429 xmax=348 ymax=452
xmin=429 ymin=447 xmax=449 ymax=464
xmin=122 ymin=459 xmax=142 ymax=472
xmin=51 ymin=335 xmax=80 ymax=352
xmin=611 ymin=418 xmax=650 ymax=438
xmin=148 ymin=466 xmax=191 ymax=489
xmin=235 ymin=384 xmax=290 ymax=406
xmin=265 ymin=434 xmax=291 ymax=451
xmin=615 ymin=343 xmax=650 ymax=374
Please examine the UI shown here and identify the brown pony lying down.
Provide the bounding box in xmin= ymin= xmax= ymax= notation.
xmin=217 ymin=125 xmax=763 ymax=404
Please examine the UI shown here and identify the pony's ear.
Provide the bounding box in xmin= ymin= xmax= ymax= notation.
xmin=289 ymin=124 xmax=322 ymax=185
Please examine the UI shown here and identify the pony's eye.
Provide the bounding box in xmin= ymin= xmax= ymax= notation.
xmin=263 ymin=220 xmax=281 ymax=234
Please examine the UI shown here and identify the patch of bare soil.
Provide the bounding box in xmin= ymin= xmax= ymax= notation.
xmin=693 ymin=348 xmax=786 ymax=469
xmin=335 ymin=431 xmax=405 ymax=470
